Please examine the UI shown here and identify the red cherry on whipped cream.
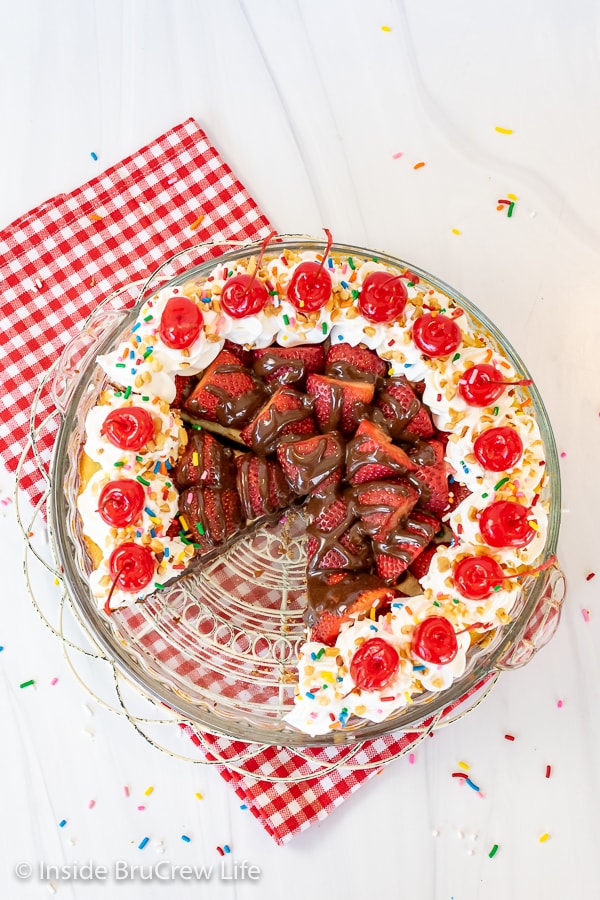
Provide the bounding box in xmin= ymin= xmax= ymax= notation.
xmin=287 ymin=228 xmax=333 ymax=312
xmin=412 ymin=313 xmax=462 ymax=357
xmin=221 ymin=230 xmax=278 ymax=319
xmin=101 ymin=407 xmax=155 ymax=451
xmin=412 ymin=616 xmax=458 ymax=666
xmin=473 ymin=426 xmax=523 ymax=471
xmin=453 ymin=555 xmax=505 ymax=600
xmin=358 ymin=272 xmax=408 ymax=323
xmin=458 ymin=364 xmax=532 ymax=407
xmin=479 ymin=500 xmax=536 ymax=548
xmin=350 ymin=637 xmax=400 ymax=691
xmin=98 ymin=479 xmax=146 ymax=528
xmin=159 ymin=296 xmax=203 ymax=349
xmin=108 ymin=542 xmax=155 ymax=592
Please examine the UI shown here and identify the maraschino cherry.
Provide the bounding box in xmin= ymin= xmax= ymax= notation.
xmin=479 ymin=500 xmax=536 ymax=548
xmin=350 ymin=637 xmax=400 ymax=690
xmin=108 ymin=543 xmax=155 ymax=592
xmin=220 ymin=230 xmax=277 ymax=318
xmin=287 ymin=228 xmax=333 ymax=312
xmin=453 ymin=553 xmax=557 ymax=600
xmin=412 ymin=616 xmax=458 ymax=665
xmin=159 ymin=295 xmax=203 ymax=349
xmin=453 ymin=555 xmax=505 ymax=600
xmin=458 ymin=364 xmax=532 ymax=407
xmin=473 ymin=426 xmax=523 ymax=471
xmin=358 ymin=271 xmax=408 ymax=323
xmin=101 ymin=407 xmax=155 ymax=451
xmin=98 ymin=479 xmax=146 ymax=528
xmin=412 ymin=313 xmax=462 ymax=358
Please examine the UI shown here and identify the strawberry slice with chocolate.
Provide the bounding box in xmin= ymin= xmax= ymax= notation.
xmin=173 ymin=428 xmax=236 ymax=490
xmin=409 ymin=439 xmax=449 ymax=516
xmin=239 ymin=386 xmax=316 ymax=455
xmin=222 ymin=339 xmax=252 ymax=367
xmin=235 ymin=454 xmax=293 ymax=519
xmin=376 ymin=377 xmax=434 ymax=440
xmin=346 ymin=419 xmax=417 ymax=484
xmin=252 ymin=345 xmax=325 ymax=389
xmin=184 ymin=349 xmax=266 ymax=428
xmin=306 ymin=492 xmax=370 ymax=572
xmin=352 ymin=479 xmax=420 ymax=537
xmin=177 ymin=486 xmax=242 ymax=551
xmin=325 ymin=343 xmax=388 ymax=382
xmin=373 ymin=509 xmax=440 ymax=582
xmin=305 ymin=373 xmax=375 ymax=436
xmin=310 ymin=586 xmax=399 ymax=646
xmin=276 ymin=431 xmax=345 ymax=496
xmin=172 ymin=375 xmax=197 ymax=409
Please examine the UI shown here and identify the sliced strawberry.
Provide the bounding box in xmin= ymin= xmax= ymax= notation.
xmin=222 ymin=339 xmax=252 ymax=367
xmin=310 ymin=585 xmax=397 ymax=645
xmin=306 ymin=494 xmax=368 ymax=571
xmin=276 ymin=431 xmax=345 ymax=496
xmin=373 ymin=509 xmax=440 ymax=582
xmin=172 ymin=374 xmax=197 ymax=409
xmin=252 ymin=345 xmax=325 ymax=388
xmin=353 ymin=479 xmax=420 ymax=536
xmin=376 ymin=377 xmax=434 ymax=440
xmin=173 ymin=428 xmax=235 ymax=490
xmin=235 ymin=454 xmax=293 ymax=519
xmin=325 ymin=343 xmax=388 ymax=382
xmin=446 ymin=479 xmax=472 ymax=515
xmin=346 ymin=419 xmax=417 ymax=484
xmin=408 ymin=545 xmax=438 ymax=581
xmin=177 ymin=486 xmax=242 ymax=551
xmin=239 ymin=386 xmax=316 ymax=455
xmin=305 ymin=373 xmax=375 ymax=436
xmin=409 ymin=439 xmax=449 ymax=516
xmin=184 ymin=349 xmax=266 ymax=427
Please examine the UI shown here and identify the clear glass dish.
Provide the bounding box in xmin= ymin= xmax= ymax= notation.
xmin=48 ymin=236 xmax=565 ymax=747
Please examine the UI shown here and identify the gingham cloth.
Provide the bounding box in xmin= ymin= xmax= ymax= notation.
xmin=2 ymin=120 xmax=496 ymax=845
xmin=0 ymin=118 xmax=271 ymax=510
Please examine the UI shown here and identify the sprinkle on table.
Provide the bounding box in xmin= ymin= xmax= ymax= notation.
xmin=90 ymin=151 xmax=98 ymax=161
xmin=20 ymin=679 xmax=35 ymax=689
xmin=488 ymin=843 xmax=499 ymax=858
xmin=223 ymin=845 xmax=231 ymax=854
xmin=495 ymin=126 xmax=513 ymax=134
xmin=560 ymin=451 xmax=567 ymax=458
xmin=216 ymin=846 xmax=225 ymax=857
xmin=381 ymin=25 xmax=391 ymax=32
xmin=123 ymin=786 xmax=130 ymax=798
xmin=504 ymin=733 xmax=516 ymax=741
xmin=451 ymin=228 xmax=461 ymax=235
xmin=458 ymin=760 xmax=470 ymax=770
xmin=392 ymin=151 xmax=403 ymax=159
xmin=195 ymin=792 xmax=203 ymax=800
xmin=50 ymin=677 xmax=58 ymax=685
xmin=189 ymin=214 xmax=205 ymax=231
xmin=181 ymin=835 xmax=191 ymax=843
xmin=59 ymin=819 xmax=67 ymax=828
xmin=557 ymin=699 xmax=564 ymax=709
xmin=138 ymin=837 xmax=150 ymax=850
xmin=539 ymin=833 xmax=550 ymax=843
xmin=144 ymin=786 xmax=154 ymax=796
xmin=409 ymin=753 xmax=415 ymax=764
xmin=88 ymin=800 xmax=96 ymax=809
xmin=413 ymin=161 xmax=426 ymax=170
xmin=586 ymin=572 xmax=596 ymax=581
xmin=545 ymin=765 xmax=552 ymax=779
xmin=582 ymin=608 xmax=591 ymax=623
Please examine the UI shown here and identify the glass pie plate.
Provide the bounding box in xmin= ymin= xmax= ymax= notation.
xmin=48 ymin=236 xmax=565 ymax=748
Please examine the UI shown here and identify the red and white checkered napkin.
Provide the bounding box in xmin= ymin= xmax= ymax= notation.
xmin=0 ymin=117 xmax=271 ymax=510
xmin=1 ymin=120 xmax=494 ymax=845
xmin=180 ymin=675 xmax=494 ymax=845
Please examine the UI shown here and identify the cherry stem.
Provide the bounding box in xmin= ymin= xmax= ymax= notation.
xmin=103 ymin=562 xmax=128 ymax=616
xmin=456 ymin=621 xmax=493 ymax=635
xmin=312 ymin=227 xmax=334 ymax=284
xmin=504 ymin=555 xmax=556 ymax=580
xmin=245 ymin=229 xmax=278 ymax=294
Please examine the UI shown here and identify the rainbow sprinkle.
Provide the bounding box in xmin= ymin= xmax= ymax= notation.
xmin=488 ymin=843 xmax=499 ymax=858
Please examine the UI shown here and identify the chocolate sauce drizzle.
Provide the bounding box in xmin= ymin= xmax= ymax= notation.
xmin=277 ymin=431 xmax=345 ymax=495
